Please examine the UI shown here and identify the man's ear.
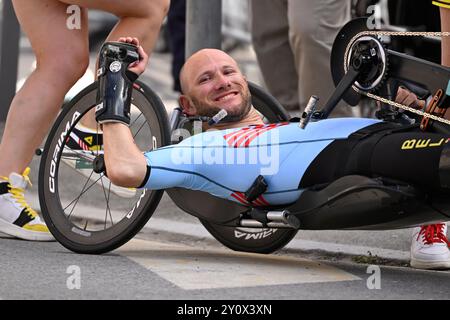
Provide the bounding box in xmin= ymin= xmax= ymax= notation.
xmin=240 ymin=73 xmax=248 ymax=84
xmin=179 ymin=95 xmax=196 ymax=116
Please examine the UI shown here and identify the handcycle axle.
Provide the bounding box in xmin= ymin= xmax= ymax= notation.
xmin=241 ymin=209 xmax=300 ymax=229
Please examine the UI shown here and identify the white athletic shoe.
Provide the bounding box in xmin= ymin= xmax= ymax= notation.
xmin=410 ymin=223 xmax=450 ymax=270
xmin=62 ymin=124 xmax=137 ymax=198
xmin=0 ymin=168 xmax=54 ymax=241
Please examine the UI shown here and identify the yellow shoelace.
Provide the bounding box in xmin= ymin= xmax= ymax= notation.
xmin=1 ymin=167 xmax=37 ymax=219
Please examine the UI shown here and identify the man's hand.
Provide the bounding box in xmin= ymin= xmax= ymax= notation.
xmin=395 ymin=86 xmax=426 ymax=110
xmin=117 ymin=37 xmax=149 ymax=76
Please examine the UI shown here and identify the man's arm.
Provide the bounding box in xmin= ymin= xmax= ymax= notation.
xmin=101 ymin=37 xmax=149 ymax=188
xmin=102 ymin=123 xmax=148 ymax=188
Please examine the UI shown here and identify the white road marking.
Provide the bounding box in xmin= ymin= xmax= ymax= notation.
xmin=117 ymin=239 xmax=360 ymax=290
xmin=25 ymin=192 xmax=410 ymax=262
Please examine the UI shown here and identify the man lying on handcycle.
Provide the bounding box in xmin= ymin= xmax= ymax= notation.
xmin=96 ymin=38 xmax=450 ymax=269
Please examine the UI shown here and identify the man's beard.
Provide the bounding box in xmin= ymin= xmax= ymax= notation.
xmin=192 ymin=90 xmax=252 ymax=123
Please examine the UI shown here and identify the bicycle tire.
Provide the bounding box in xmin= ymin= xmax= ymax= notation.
xmin=39 ymin=80 xmax=171 ymax=254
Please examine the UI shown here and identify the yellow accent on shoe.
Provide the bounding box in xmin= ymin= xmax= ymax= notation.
xmin=21 ymin=167 xmax=33 ymax=187
xmin=23 ymin=223 xmax=50 ymax=233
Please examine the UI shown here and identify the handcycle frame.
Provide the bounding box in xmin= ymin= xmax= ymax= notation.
xmin=165 ymin=115 xmax=450 ymax=231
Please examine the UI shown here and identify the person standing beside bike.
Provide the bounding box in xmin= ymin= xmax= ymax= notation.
xmin=250 ymin=0 xmax=353 ymax=117
xmin=390 ymin=1 xmax=450 ymax=269
xmin=408 ymin=1 xmax=450 ymax=270
xmin=0 ymin=0 xmax=169 ymax=241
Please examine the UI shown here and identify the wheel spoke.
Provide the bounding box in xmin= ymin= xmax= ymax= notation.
xmin=61 ymin=148 xmax=98 ymax=162
xmin=99 ymin=175 xmax=114 ymax=228
xmin=65 ymin=169 xmax=96 ymax=220
xmin=132 ymin=120 xmax=147 ymax=140
xmin=130 ymin=110 xmax=144 ymax=128
xmin=42 ymin=85 xmax=167 ymax=253
xmin=103 ymin=180 xmax=114 ymax=229
xmin=64 ymin=172 xmax=107 ymax=215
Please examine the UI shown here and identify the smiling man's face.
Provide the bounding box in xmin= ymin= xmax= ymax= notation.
xmin=179 ymin=49 xmax=252 ymax=122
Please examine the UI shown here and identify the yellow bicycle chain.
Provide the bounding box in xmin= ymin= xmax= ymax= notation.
xmin=343 ymin=30 xmax=450 ymax=125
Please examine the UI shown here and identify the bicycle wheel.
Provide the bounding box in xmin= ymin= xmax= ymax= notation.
xmin=39 ymin=81 xmax=171 ymax=254
xmin=198 ymin=82 xmax=299 ymax=254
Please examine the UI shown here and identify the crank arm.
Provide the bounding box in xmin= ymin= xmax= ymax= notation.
xmin=316 ymin=66 xmax=361 ymax=119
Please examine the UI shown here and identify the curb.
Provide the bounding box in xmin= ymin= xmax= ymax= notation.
xmin=144 ymin=217 xmax=411 ymax=262
xmin=26 ymin=192 xmax=411 ymax=262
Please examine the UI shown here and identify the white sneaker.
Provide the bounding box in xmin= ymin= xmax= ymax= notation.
xmin=410 ymin=223 xmax=450 ymax=270
xmin=0 ymin=168 xmax=54 ymax=241
xmin=62 ymin=124 xmax=137 ymax=198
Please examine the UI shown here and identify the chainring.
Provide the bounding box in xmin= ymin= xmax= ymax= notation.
xmin=331 ymin=17 xmax=388 ymax=106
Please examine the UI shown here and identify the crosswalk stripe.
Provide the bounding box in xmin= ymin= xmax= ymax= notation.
xmin=117 ymin=238 xmax=361 ymax=290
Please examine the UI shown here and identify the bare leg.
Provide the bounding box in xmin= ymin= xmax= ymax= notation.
xmin=102 ymin=123 xmax=147 ymax=188
xmin=0 ymin=0 xmax=89 ymax=177
xmin=62 ymin=0 xmax=170 ymax=129
xmin=57 ymin=0 xmax=169 ymax=54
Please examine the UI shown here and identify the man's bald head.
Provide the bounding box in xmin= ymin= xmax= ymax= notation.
xmin=180 ymin=48 xmax=242 ymax=94
xmin=178 ymin=48 xmax=252 ymax=123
